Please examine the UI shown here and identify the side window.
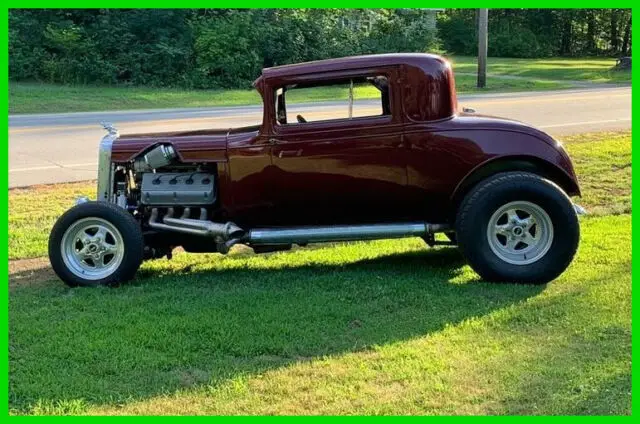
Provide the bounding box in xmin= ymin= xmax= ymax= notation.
xmin=275 ymin=76 xmax=391 ymax=126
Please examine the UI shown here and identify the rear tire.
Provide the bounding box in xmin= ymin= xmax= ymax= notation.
xmin=48 ymin=202 xmax=144 ymax=287
xmin=455 ymin=172 xmax=579 ymax=284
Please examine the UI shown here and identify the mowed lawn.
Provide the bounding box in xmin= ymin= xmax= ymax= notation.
xmin=10 ymin=57 xmax=629 ymax=114
xmin=8 ymin=132 xmax=631 ymax=415
xmin=449 ymin=56 xmax=631 ymax=83
xmin=10 ymin=57 xmax=628 ymax=114
xmin=9 ymin=75 xmax=568 ymax=115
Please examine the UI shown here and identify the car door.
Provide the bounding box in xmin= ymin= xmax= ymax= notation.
xmin=267 ymin=69 xmax=409 ymax=226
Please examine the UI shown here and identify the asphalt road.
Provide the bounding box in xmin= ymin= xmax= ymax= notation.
xmin=9 ymin=86 xmax=631 ymax=188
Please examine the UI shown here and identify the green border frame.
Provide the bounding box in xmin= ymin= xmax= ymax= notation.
xmin=2 ymin=3 xmax=636 ymax=418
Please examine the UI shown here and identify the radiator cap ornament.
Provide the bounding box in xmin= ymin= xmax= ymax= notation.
xmin=100 ymin=121 xmax=119 ymax=136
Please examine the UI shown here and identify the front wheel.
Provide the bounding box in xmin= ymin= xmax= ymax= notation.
xmin=455 ymin=172 xmax=579 ymax=284
xmin=48 ymin=202 xmax=144 ymax=287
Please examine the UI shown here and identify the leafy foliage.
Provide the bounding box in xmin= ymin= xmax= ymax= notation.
xmin=9 ymin=9 xmax=631 ymax=89
xmin=9 ymin=9 xmax=440 ymax=89
xmin=438 ymin=8 xmax=632 ymax=58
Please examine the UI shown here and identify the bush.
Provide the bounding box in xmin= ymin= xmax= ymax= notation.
xmin=14 ymin=9 xmax=624 ymax=88
xmin=488 ymin=27 xmax=543 ymax=58
xmin=437 ymin=12 xmax=476 ymax=56
xmin=10 ymin=9 xmax=448 ymax=89
xmin=364 ymin=10 xmax=440 ymax=54
xmin=191 ymin=12 xmax=261 ymax=89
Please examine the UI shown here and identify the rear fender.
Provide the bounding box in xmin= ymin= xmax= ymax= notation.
xmin=451 ymin=155 xmax=581 ymax=210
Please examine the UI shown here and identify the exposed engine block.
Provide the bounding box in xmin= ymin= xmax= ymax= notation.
xmin=140 ymin=172 xmax=216 ymax=206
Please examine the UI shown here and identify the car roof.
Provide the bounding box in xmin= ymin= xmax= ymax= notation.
xmin=260 ymin=53 xmax=449 ymax=81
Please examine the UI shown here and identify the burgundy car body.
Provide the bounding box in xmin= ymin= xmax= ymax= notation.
xmin=112 ymin=53 xmax=579 ymax=228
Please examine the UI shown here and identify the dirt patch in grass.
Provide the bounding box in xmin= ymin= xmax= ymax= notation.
xmin=9 ymin=257 xmax=56 ymax=288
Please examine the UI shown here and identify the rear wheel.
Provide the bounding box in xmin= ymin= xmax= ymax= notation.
xmin=455 ymin=172 xmax=579 ymax=284
xmin=49 ymin=202 xmax=144 ymax=287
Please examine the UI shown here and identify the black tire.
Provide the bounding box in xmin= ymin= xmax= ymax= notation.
xmin=455 ymin=172 xmax=579 ymax=284
xmin=48 ymin=202 xmax=144 ymax=287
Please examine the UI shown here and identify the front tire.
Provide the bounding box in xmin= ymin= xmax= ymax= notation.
xmin=455 ymin=172 xmax=579 ymax=284
xmin=48 ymin=202 xmax=144 ymax=287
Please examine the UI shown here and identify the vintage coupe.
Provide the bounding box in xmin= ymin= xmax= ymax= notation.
xmin=49 ymin=53 xmax=582 ymax=287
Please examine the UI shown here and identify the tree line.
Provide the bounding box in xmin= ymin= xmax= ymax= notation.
xmin=439 ymin=9 xmax=632 ymax=58
xmin=9 ymin=9 xmax=632 ymax=89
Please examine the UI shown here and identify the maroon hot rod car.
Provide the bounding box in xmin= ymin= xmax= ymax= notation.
xmin=49 ymin=53 xmax=583 ymax=287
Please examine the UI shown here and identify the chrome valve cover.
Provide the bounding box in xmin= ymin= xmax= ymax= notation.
xmin=140 ymin=172 xmax=216 ymax=206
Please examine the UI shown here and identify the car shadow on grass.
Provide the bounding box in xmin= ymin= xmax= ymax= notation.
xmin=9 ymin=246 xmax=546 ymax=414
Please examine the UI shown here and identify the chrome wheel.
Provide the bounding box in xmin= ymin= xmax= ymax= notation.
xmin=60 ymin=217 xmax=125 ymax=280
xmin=486 ymin=201 xmax=554 ymax=265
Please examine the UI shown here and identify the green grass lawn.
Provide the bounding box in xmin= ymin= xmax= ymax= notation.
xmin=9 ymin=74 xmax=569 ymax=114
xmin=10 ymin=57 xmax=627 ymax=115
xmin=454 ymin=74 xmax=568 ymax=93
xmin=448 ymin=56 xmax=631 ymax=83
xmin=8 ymin=131 xmax=631 ymax=415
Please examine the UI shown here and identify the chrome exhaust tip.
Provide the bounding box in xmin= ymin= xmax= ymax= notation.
xmin=573 ymin=203 xmax=587 ymax=215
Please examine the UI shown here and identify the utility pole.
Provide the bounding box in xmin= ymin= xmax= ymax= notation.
xmin=477 ymin=8 xmax=488 ymax=88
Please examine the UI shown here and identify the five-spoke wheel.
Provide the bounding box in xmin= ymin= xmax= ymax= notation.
xmin=61 ymin=217 xmax=125 ymax=281
xmin=49 ymin=202 xmax=144 ymax=287
xmin=487 ymin=201 xmax=554 ymax=265
xmin=456 ymin=172 xmax=579 ymax=284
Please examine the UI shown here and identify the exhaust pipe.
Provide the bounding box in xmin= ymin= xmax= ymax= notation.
xmin=247 ymin=222 xmax=449 ymax=245
xmin=148 ymin=208 xmax=449 ymax=253
xmin=148 ymin=208 xmax=243 ymax=240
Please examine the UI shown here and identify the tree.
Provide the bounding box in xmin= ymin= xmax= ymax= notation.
xmin=610 ymin=9 xmax=619 ymax=53
xmin=621 ymin=13 xmax=632 ymax=55
xmin=585 ymin=9 xmax=597 ymax=54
